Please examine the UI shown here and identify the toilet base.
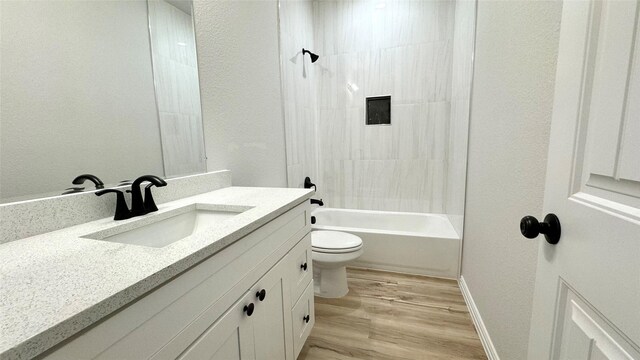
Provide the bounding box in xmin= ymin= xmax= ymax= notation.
xmin=310 ymin=231 xmax=363 ymax=299
xmin=313 ymin=264 xmax=349 ymax=298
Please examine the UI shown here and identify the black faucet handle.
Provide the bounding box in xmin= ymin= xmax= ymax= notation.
xmin=62 ymin=187 xmax=85 ymax=195
xmin=96 ymin=189 xmax=131 ymax=220
xmin=95 ymin=189 xmax=120 ymax=196
xmin=143 ymin=184 xmax=159 ymax=213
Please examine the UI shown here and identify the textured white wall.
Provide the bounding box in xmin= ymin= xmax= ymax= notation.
xmin=194 ymin=0 xmax=288 ymax=187
xmin=461 ymin=1 xmax=562 ymax=358
xmin=0 ymin=1 xmax=164 ymax=201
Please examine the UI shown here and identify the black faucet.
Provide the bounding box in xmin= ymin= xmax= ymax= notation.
xmin=130 ymin=175 xmax=167 ymax=216
xmin=96 ymin=189 xmax=131 ymax=220
xmin=73 ymin=174 xmax=104 ymax=189
xmin=310 ymin=198 xmax=324 ymax=206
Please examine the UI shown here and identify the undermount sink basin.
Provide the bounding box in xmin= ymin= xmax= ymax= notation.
xmin=82 ymin=204 xmax=253 ymax=248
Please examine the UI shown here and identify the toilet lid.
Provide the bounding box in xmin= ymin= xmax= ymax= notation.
xmin=311 ymin=230 xmax=363 ymax=251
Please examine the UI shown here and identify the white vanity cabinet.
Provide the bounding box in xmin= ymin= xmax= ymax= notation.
xmin=179 ymin=258 xmax=289 ymax=360
xmin=44 ymin=202 xmax=314 ymax=360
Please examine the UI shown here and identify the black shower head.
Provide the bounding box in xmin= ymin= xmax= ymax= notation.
xmin=302 ymin=48 xmax=319 ymax=63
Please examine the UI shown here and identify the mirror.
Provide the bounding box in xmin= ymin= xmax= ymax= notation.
xmin=0 ymin=0 xmax=206 ymax=204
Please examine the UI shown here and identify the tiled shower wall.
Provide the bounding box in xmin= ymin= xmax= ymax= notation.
xmin=281 ymin=0 xmax=472 ymax=217
xmin=314 ymin=0 xmax=455 ymax=213
xmin=280 ymin=0 xmax=319 ymax=189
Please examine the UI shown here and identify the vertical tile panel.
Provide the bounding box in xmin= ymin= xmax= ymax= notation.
xmin=149 ymin=0 xmax=206 ymax=177
xmin=280 ymin=0 xmax=319 ymax=189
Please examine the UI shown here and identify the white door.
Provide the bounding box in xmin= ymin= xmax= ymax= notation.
xmin=527 ymin=0 xmax=640 ymax=359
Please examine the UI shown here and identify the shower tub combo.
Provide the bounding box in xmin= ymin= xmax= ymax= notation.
xmin=311 ymin=208 xmax=460 ymax=279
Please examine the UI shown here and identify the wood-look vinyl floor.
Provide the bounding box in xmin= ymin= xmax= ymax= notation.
xmin=298 ymin=268 xmax=487 ymax=360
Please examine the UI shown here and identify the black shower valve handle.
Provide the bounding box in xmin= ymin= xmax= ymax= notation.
xmin=304 ymin=177 xmax=317 ymax=191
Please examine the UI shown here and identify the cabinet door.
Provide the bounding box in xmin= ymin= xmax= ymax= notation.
xmin=287 ymin=234 xmax=313 ymax=304
xmin=179 ymin=291 xmax=256 ymax=360
xmin=251 ymin=260 xmax=294 ymax=360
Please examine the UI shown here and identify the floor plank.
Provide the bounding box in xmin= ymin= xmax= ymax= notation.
xmin=298 ymin=268 xmax=487 ymax=360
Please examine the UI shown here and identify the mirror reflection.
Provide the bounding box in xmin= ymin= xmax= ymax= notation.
xmin=0 ymin=0 xmax=206 ymax=204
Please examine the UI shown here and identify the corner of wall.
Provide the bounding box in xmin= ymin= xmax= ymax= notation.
xmin=460 ymin=0 xmax=562 ymax=358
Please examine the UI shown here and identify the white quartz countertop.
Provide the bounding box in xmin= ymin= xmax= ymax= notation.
xmin=0 ymin=186 xmax=313 ymax=360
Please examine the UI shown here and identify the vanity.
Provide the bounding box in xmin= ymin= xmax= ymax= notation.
xmin=0 ymin=185 xmax=315 ymax=360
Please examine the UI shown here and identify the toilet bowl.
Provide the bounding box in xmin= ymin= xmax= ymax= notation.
xmin=311 ymin=230 xmax=363 ymax=298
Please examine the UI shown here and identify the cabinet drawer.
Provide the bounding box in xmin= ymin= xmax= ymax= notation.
xmin=287 ymin=234 xmax=313 ymax=305
xmin=291 ymin=280 xmax=314 ymax=358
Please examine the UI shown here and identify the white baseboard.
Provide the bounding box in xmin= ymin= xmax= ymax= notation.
xmin=459 ymin=275 xmax=500 ymax=360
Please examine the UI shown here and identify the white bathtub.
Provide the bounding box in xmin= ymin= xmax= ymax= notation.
xmin=311 ymin=208 xmax=460 ymax=278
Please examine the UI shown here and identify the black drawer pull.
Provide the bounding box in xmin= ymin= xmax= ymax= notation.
xmin=244 ymin=303 xmax=254 ymax=316
xmin=303 ymin=315 xmax=310 ymax=323
xmin=301 ymin=262 xmax=308 ymax=271
xmin=256 ymin=289 xmax=267 ymax=301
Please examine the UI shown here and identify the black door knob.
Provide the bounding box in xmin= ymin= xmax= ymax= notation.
xmin=256 ymin=289 xmax=266 ymax=301
xmin=303 ymin=315 xmax=310 ymax=323
xmin=244 ymin=303 xmax=254 ymax=316
xmin=301 ymin=262 xmax=308 ymax=271
xmin=520 ymin=213 xmax=561 ymax=245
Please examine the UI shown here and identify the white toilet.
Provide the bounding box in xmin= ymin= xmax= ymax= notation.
xmin=311 ymin=230 xmax=363 ymax=298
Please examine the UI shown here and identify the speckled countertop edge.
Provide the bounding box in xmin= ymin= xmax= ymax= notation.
xmin=0 ymin=186 xmax=313 ymax=360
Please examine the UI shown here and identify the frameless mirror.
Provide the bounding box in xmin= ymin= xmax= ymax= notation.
xmin=0 ymin=0 xmax=206 ymax=204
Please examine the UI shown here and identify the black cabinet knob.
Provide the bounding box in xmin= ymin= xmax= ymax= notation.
xmin=301 ymin=262 xmax=308 ymax=271
xmin=256 ymin=289 xmax=266 ymax=301
xmin=311 ymin=216 xmax=316 ymax=225
xmin=520 ymin=213 xmax=561 ymax=245
xmin=244 ymin=303 xmax=254 ymax=316
xmin=303 ymin=315 xmax=310 ymax=323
